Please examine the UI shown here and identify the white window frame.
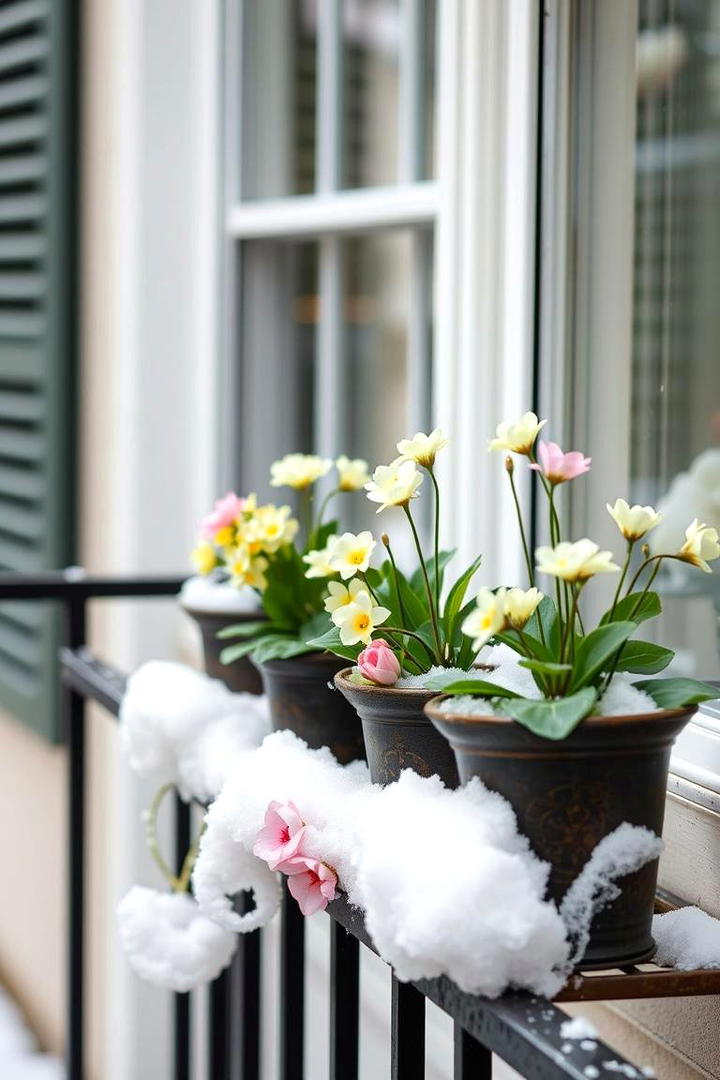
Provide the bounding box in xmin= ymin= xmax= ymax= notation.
xmin=219 ymin=0 xmax=541 ymax=589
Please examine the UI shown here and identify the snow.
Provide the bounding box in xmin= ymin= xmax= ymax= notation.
xmin=596 ymin=673 xmax=658 ymax=717
xmin=0 ymin=986 xmax=63 ymax=1078
xmin=120 ymin=661 xmax=270 ymax=802
xmin=179 ymin=574 xmax=260 ymax=614
xmin=584 ymin=1068 xmax=599 ymax=1079
xmin=117 ymin=886 xmax=237 ymax=993
xmin=560 ymin=824 xmax=664 ymax=968
xmin=395 ymin=666 xmax=481 ymax=689
xmin=653 ymin=905 xmax=720 ymax=969
xmin=560 ymin=1017 xmax=598 ymax=1041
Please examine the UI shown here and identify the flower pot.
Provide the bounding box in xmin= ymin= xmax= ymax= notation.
xmin=183 ymin=605 xmax=264 ymax=695
xmin=334 ymin=669 xmax=458 ymax=788
xmin=425 ymin=699 xmax=694 ymax=968
xmin=253 ymin=654 xmax=366 ymax=764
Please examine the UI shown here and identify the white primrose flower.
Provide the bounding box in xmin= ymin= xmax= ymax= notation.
xmin=117 ymin=886 xmax=237 ymax=993
xmin=504 ymin=587 xmax=543 ymax=630
xmin=331 ymin=588 xmax=391 ymax=645
xmin=396 ymin=428 xmax=449 ymax=469
xmin=488 ymin=412 xmax=547 ymax=455
xmin=324 ymin=577 xmax=365 ymax=614
xmin=607 ymin=498 xmax=662 ymax=542
xmin=365 ymin=458 xmax=423 ymax=513
xmin=536 ymin=539 xmax=620 ymax=583
xmin=270 ymin=453 xmax=332 ymax=490
xmin=336 ymin=455 xmax=370 ymax=491
xmin=462 ymin=587 xmax=508 ymax=651
xmin=302 ymin=536 xmax=338 ymax=579
xmin=328 ymin=531 xmax=376 ymax=580
xmin=677 ymin=518 xmax=720 ymax=573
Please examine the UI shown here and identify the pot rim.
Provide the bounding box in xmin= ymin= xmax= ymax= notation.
xmin=423 ymin=693 xmax=695 ymax=728
xmin=255 ymin=650 xmax=344 ymax=669
xmin=335 ymin=666 xmax=439 ymax=700
xmin=180 ymin=601 xmax=265 ymax=620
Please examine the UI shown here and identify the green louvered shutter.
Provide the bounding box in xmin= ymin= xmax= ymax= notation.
xmin=0 ymin=0 xmax=77 ymax=740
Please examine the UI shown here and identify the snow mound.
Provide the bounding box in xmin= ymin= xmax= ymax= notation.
xmin=597 ymin=673 xmax=658 ymax=717
xmin=179 ymin=575 xmax=260 ymax=614
xmin=560 ymin=1017 xmax=598 ymax=1041
xmin=120 ymin=661 xmax=270 ymax=801
xmin=653 ymin=905 xmax=720 ymax=969
xmin=117 ymin=886 xmax=237 ymax=993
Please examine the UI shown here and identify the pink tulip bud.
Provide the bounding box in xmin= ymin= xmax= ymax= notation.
xmin=357 ymin=639 xmax=401 ymax=686
xmin=199 ymin=492 xmax=244 ymax=539
xmin=529 ymin=441 xmax=591 ymax=485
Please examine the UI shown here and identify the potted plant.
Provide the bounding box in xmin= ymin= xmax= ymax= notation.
xmin=306 ymin=430 xmax=488 ymax=787
xmin=216 ymin=454 xmax=371 ymax=764
xmin=425 ymin=411 xmax=719 ymax=967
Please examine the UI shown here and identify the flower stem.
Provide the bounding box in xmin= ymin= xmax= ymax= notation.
xmin=403 ymin=505 xmax=443 ymax=661
xmin=382 ymin=538 xmax=408 ymax=670
xmin=608 ymin=539 xmax=635 ymax=620
xmin=429 ymin=468 xmax=442 ymax=618
xmin=145 ymin=783 xmax=182 ymax=892
xmin=506 ymin=465 xmax=535 ymax=588
xmin=315 ymin=487 xmax=340 ymax=531
xmin=625 ymin=553 xmax=664 ymax=598
xmin=383 ymin=626 xmax=438 ymax=667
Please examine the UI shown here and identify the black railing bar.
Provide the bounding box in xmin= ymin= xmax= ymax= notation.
xmin=60 ymin=646 xmax=127 ymax=715
xmin=0 ymin=569 xmax=186 ymax=600
xmin=327 ymin=896 xmax=639 ymax=1080
xmin=64 ymin=596 xmax=86 ymax=1080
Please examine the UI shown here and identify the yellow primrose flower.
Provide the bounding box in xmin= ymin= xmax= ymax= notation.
xmin=324 ymin=577 xmax=365 ymax=614
xmin=270 ymin=453 xmax=332 ymax=490
xmin=228 ymin=549 xmax=269 ymax=591
xmin=365 ymin=458 xmax=423 ymax=513
xmin=677 ymin=519 xmax=720 ymax=573
xmin=191 ymin=542 xmax=218 ymax=576
xmin=488 ymin=411 xmax=547 ymax=455
xmin=303 ymin=536 xmax=338 ymax=579
xmin=396 ymin=428 xmax=449 ymax=469
xmin=336 ymin=455 xmax=370 ymax=491
xmin=536 ymin=539 xmax=620 ymax=583
xmin=328 ymin=531 xmax=376 ymax=580
xmin=256 ymin=504 xmax=299 ymax=552
xmin=504 ymin=587 xmax=543 ymax=629
xmin=607 ymin=498 xmax=662 ymax=542
xmin=331 ymin=588 xmax=390 ymax=646
xmin=461 ymin=587 xmax=507 ymax=651
xmin=214 ymin=524 xmax=236 ymax=549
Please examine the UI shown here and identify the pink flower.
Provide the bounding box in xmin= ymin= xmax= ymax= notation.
xmin=199 ymin=493 xmax=244 ymax=540
xmin=253 ymin=801 xmax=307 ymax=871
xmin=530 ymin=441 xmax=591 ymax=485
xmin=284 ymin=857 xmax=337 ymax=915
xmin=357 ymin=639 xmax=401 ymax=686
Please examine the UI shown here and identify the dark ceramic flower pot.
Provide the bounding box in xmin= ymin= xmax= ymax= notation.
xmin=335 ymin=669 xmax=458 ymax=788
xmin=253 ymin=653 xmax=366 ymax=764
xmin=425 ymin=698 xmax=694 ymax=968
xmin=183 ymin=605 xmax=264 ymax=695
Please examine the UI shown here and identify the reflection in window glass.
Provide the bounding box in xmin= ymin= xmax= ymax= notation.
xmin=241 ymin=2 xmax=316 ymax=199
xmin=343 ymin=0 xmax=400 ymax=188
xmin=631 ymin=2 xmax=720 ymax=674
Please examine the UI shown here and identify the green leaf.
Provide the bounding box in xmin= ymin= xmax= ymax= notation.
xmin=435 ymin=679 xmax=521 ymax=699
xmin=411 ymin=548 xmax=455 ymax=599
xmin=299 ymin=611 xmax=333 ymax=642
xmin=600 ymin=590 xmax=661 ymax=627
xmin=251 ymin=634 xmax=314 ymax=664
xmin=496 ymin=629 xmax=554 ymax=663
xmin=442 ymin=554 xmax=482 ymax=643
xmin=519 ymin=659 xmax=572 ymax=676
xmin=506 ymin=687 xmax=598 ymax=740
xmin=524 ymin=595 xmax=562 ymax=656
xmin=219 ymin=638 xmax=264 ymax=664
xmin=215 ymin=620 xmax=271 ymax=640
xmin=568 ymin=621 xmax=636 ymax=692
xmin=613 ymin=640 xmax=674 ymax=675
xmin=305 ymin=625 xmax=361 ymax=663
xmin=633 ymin=677 xmax=719 ymax=709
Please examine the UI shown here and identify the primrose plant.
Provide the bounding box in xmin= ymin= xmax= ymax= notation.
xmin=435 ymin=411 xmax=719 ymax=738
xmin=307 ymin=429 xmax=487 ymax=677
xmin=194 ymin=454 xmax=372 ymax=664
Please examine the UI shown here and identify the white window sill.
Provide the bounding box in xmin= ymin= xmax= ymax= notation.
xmin=669 ymin=700 xmax=720 ymax=810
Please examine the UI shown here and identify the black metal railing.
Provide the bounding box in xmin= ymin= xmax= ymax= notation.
xmin=0 ymin=572 xmax=656 ymax=1080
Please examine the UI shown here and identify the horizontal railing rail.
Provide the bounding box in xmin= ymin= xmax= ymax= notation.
xmin=0 ymin=572 xmax=689 ymax=1079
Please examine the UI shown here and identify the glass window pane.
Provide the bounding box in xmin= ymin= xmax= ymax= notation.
xmin=240 ymin=3 xmax=317 ymax=199
xmin=629 ymin=2 xmax=720 ymax=674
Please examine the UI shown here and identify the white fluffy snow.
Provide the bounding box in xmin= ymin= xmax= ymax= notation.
xmin=395 ymin=666 xmax=479 ymax=689
xmin=560 ymin=824 xmax=664 ymax=968
xmin=653 ymin=905 xmax=720 ymax=969
xmin=179 ymin=575 xmax=260 ymax=614
xmin=117 ymin=886 xmax=237 ymax=993
xmin=596 ymin=673 xmax=658 ymax=717
xmin=560 ymin=1017 xmax=598 ymax=1041
xmin=0 ymin=986 xmax=63 ymax=1079
xmin=120 ymin=661 xmax=270 ymax=802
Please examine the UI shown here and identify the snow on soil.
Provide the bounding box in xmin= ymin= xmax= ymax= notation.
xmin=179 ymin=574 xmax=260 ymax=614
xmin=653 ymin=905 xmax=720 ymax=970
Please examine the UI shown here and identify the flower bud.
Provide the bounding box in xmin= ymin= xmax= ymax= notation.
xmin=381 ymin=533 xmax=390 ymax=548
xmin=505 ymin=455 xmax=514 ymax=475
xmin=357 ymin=639 xmax=401 ymax=686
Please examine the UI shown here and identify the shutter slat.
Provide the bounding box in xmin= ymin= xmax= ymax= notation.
xmin=0 ymin=74 xmax=47 ymax=111
xmin=0 ymin=2 xmax=48 ymax=37
xmin=0 ymin=650 xmax=41 ymax=696
xmin=0 ymin=155 xmax=46 ymax=185
xmin=0 ymin=273 xmax=44 ymax=299
xmin=0 ymin=534 xmax=41 ymax=571
xmin=0 ymin=312 xmax=44 ymax=337
xmin=0 ymin=426 xmax=44 ymax=460
xmin=0 ymin=36 xmax=48 ymax=74
xmin=0 ymin=461 xmax=43 ymax=497
xmin=0 ymin=196 xmax=45 ymax=223
xmin=0 ymin=116 xmax=47 ymax=149
xmin=0 ymin=233 xmax=45 ymax=260
xmin=0 ymin=600 xmax=43 ymax=631
xmin=0 ymin=499 xmax=43 ymax=538
xmin=0 ymin=388 xmax=43 ymax=419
